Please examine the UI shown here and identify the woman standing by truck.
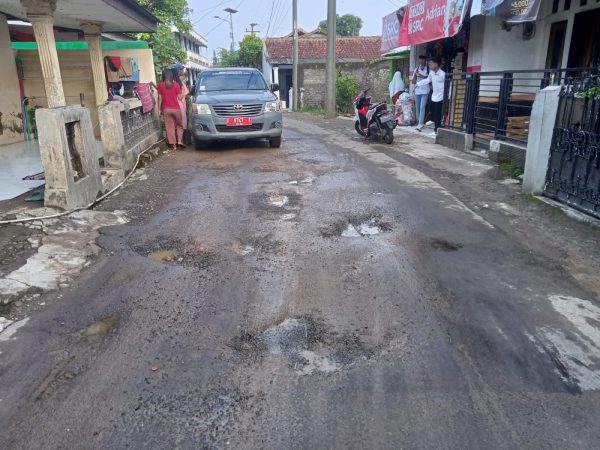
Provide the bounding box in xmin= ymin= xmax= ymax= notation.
xmin=157 ymin=68 xmax=184 ymax=151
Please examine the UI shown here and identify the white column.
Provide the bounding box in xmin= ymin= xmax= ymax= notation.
xmin=21 ymin=0 xmax=65 ymax=108
xmin=81 ymin=21 xmax=107 ymax=106
xmin=273 ymin=66 xmax=280 ymax=100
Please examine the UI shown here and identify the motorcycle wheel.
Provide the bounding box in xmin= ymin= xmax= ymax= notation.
xmin=354 ymin=121 xmax=367 ymax=137
xmin=383 ymin=127 xmax=394 ymax=144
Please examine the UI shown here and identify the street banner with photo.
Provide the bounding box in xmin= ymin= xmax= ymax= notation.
xmin=471 ymin=0 xmax=541 ymax=22
xmin=399 ymin=0 xmax=471 ymax=46
xmin=381 ymin=11 xmax=402 ymax=54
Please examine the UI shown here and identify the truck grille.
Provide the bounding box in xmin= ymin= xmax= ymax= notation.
xmin=216 ymin=124 xmax=263 ymax=133
xmin=212 ymin=104 xmax=263 ymax=117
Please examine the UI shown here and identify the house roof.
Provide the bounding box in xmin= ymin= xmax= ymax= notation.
xmin=264 ymin=35 xmax=382 ymax=64
xmin=0 ymin=0 xmax=158 ymax=33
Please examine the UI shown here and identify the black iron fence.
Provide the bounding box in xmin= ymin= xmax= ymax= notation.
xmin=544 ymin=74 xmax=600 ymax=218
xmin=444 ymin=68 xmax=598 ymax=149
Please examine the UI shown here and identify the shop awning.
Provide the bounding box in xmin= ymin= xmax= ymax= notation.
xmin=399 ymin=0 xmax=471 ymax=46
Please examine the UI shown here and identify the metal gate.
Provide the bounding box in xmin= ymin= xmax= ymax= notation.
xmin=544 ymin=75 xmax=600 ymax=218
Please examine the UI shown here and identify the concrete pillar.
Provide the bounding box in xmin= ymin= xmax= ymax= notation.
xmin=0 ymin=14 xmax=23 ymax=144
xmin=273 ymin=66 xmax=280 ymax=100
xmin=21 ymin=0 xmax=65 ymax=108
xmin=523 ymin=86 xmax=561 ymax=195
xmin=98 ymin=101 xmax=129 ymax=169
xmin=81 ymin=21 xmax=107 ymax=106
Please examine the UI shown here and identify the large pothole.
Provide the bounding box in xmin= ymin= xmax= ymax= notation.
xmin=321 ymin=213 xmax=392 ymax=239
xmin=232 ymin=316 xmax=371 ymax=375
xmin=132 ymin=237 xmax=217 ymax=269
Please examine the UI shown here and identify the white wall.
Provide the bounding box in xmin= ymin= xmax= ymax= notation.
xmin=0 ymin=14 xmax=24 ymax=145
xmin=470 ymin=1 xmax=600 ymax=72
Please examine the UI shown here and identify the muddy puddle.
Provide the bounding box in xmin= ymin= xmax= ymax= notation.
xmin=249 ymin=192 xmax=301 ymax=214
xmin=133 ymin=237 xmax=217 ymax=269
xmin=77 ymin=314 xmax=119 ymax=342
xmin=232 ymin=316 xmax=371 ymax=375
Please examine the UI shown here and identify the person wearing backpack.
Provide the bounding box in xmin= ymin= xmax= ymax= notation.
xmin=412 ymin=55 xmax=430 ymax=132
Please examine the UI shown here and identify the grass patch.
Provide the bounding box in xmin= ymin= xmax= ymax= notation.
xmin=499 ymin=161 xmax=524 ymax=179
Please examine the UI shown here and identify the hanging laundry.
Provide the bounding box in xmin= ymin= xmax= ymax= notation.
xmin=105 ymin=56 xmax=120 ymax=83
xmin=118 ymin=57 xmax=134 ymax=78
xmin=134 ymin=83 xmax=155 ymax=113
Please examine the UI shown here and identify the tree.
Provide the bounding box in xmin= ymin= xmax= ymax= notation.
xmin=237 ymin=34 xmax=263 ymax=69
xmin=217 ymin=49 xmax=239 ymax=67
xmin=136 ymin=0 xmax=191 ymax=72
xmin=318 ymin=14 xmax=363 ymax=37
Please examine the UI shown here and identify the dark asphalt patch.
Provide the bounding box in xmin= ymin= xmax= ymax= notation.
xmin=429 ymin=238 xmax=464 ymax=252
xmin=132 ymin=236 xmax=218 ymax=269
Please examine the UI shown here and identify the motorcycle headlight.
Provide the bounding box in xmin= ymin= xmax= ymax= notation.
xmin=193 ymin=103 xmax=211 ymax=115
xmin=265 ymin=101 xmax=280 ymax=112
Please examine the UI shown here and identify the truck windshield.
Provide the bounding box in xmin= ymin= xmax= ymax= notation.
xmin=198 ymin=71 xmax=268 ymax=92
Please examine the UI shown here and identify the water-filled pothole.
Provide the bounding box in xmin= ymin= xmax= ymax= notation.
xmin=321 ymin=213 xmax=392 ymax=239
xmin=268 ymin=194 xmax=289 ymax=207
xmin=430 ymin=238 xmax=463 ymax=252
xmin=133 ymin=237 xmax=217 ymax=268
xmin=232 ymin=316 xmax=371 ymax=375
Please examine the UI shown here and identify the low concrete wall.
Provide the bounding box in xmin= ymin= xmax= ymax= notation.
xmin=36 ymin=105 xmax=102 ymax=209
xmin=489 ymin=140 xmax=527 ymax=168
xmin=523 ymin=86 xmax=561 ymax=195
xmin=436 ymin=128 xmax=473 ymax=152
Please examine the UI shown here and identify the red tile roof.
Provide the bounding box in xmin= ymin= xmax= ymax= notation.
xmin=265 ymin=35 xmax=382 ymax=63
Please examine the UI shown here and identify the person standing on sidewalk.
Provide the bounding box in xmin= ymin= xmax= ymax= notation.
xmin=417 ymin=57 xmax=445 ymax=134
xmin=412 ymin=55 xmax=430 ymax=131
xmin=157 ymin=69 xmax=184 ymax=151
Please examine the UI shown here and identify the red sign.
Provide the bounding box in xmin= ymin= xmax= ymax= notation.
xmin=226 ymin=117 xmax=252 ymax=126
xmin=399 ymin=0 xmax=469 ymax=46
xmin=381 ymin=11 xmax=402 ymax=54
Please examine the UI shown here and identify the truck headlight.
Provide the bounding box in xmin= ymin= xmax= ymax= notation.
xmin=265 ymin=101 xmax=280 ymax=112
xmin=193 ymin=103 xmax=211 ymax=115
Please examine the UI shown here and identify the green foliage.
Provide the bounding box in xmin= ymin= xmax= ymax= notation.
xmin=237 ymin=34 xmax=263 ymax=69
xmin=336 ymin=72 xmax=359 ymax=114
xmin=144 ymin=24 xmax=187 ymax=74
xmin=137 ymin=0 xmax=191 ymax=32
xmin=499 ymin=161 xmax=524 ymax=179
xmin=136 ymin=0 xmax=191 ymax=73
xmin=319 ymin=14 xmax=363 ymax=37
xmin=216 ymin=49 xmax=239 ymax=67
xmin=576 ymin=86 xmax=600 ymax=99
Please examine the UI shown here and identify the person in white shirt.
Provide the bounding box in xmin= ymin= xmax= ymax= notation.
xmin=412 ymin=55 xmax=430 ymax=131
xmin=417 ymin=56 xmax=445 ymax=133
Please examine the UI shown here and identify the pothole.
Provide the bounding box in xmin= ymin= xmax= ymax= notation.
xmin=268 ymin=194 xmax=289 ymax=207
xmin=321 ymin=213 xmax=392 ymax=239
xmin=232 ymin=316 xmax=371 ymax=375
xmin=429 ymin=238 xmax=463 ymax=252
xmin=77 ymin=314 xmax=119 ymax=342
xmin=133 ymin=237 xmax=217 ymax=269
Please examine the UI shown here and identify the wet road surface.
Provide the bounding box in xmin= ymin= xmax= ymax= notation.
xmin=1 ymin=116 xmax=599 ymax=449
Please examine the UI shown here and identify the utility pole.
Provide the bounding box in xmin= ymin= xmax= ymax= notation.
xmin=246 ymin=23 xmax=260 ymax=35
xmin=224 ymin=7 xmax=238 ymax=53
xmin=292 ymin=0 xmax=299 ymax=111
xmin=324 ymin=0 xmax=336 ymax=118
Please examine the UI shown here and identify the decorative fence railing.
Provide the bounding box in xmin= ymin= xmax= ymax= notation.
xmin=120 ymin=102 xmax=160 ymax=150
xmin=443 ymin=67 xmax=599 ymax=149
xmin=544 ymin=74 xmax=600 ymax=219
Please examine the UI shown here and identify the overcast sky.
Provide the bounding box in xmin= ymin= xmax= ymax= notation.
xmin=188 ymin=0 xmax=405 ymax=56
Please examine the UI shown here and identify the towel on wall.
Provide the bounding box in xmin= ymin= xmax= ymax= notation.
xmin=118 ymin=57 xmax=134 ymax=78
xmin=134 ymin=83 xmax=155 ymax=113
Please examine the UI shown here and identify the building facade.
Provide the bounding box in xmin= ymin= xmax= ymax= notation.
xmin=172 ymin=27 xmax=210 ymax=84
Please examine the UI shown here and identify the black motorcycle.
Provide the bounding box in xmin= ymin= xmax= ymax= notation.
xmin=353 ymin=88 xmax=395 ymax=144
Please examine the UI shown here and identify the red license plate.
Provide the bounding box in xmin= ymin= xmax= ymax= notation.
xmin=226 ymin=117 xmax=252 ymax=126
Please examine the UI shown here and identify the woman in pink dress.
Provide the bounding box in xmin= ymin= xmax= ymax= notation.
xmin=173 ymin=63 xmax=189 ymax=146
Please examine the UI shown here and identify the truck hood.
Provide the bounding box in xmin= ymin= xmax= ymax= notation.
xmin=195 ymin=90 xmax=277 ymax=105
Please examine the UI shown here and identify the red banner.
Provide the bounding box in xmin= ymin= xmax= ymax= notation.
xmin=399 ymin=0 xmax=469 ymax=46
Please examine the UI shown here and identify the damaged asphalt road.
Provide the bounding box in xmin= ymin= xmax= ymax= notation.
xmin=1 ymin=115 xmax=600 ymax=449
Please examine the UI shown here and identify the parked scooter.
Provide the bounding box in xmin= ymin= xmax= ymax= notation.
xmin=353 ymin=88 xmax=395 ymax=144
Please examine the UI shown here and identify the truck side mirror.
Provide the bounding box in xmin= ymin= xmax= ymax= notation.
xmin=271 ymin=83 xmax=280 ymax=92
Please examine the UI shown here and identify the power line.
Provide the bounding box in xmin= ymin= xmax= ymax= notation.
xmin=265 ymin=0 xmax=281 ymax=37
